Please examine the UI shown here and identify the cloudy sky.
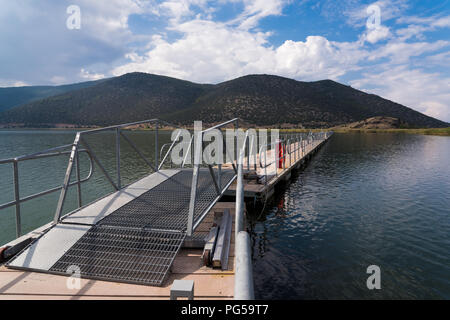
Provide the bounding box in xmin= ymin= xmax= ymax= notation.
xmin=0 ymin=0 xmax=449 ymax=121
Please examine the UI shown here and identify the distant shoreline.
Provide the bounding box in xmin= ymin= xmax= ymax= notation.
xmin=280 ymin=127 xmax=450 ymax=136
xmin=1 ymin=126 xmax=449 ymax=136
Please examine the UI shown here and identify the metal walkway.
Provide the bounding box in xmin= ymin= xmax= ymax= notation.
xmin=4 ymin=118 xmax=240 ymax=286
xmin=50 ymin=226 xmax=186 ymax=286
xmin=96 ymin=169 xmax=236 ymax=232
xmin=7 ymin=168 xmax=236 ymax=286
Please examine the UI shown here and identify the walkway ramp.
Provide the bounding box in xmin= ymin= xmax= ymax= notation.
xmin=7 ymin=168 xmax=236 ymax=286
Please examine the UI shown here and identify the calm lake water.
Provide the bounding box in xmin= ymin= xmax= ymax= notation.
xmin=0 ymin=130 xmax=449 ymax=299
xmin=247 ymin=133 xmax=450 ymax=299
xmin=0 ymin=129 xmax=172 ymax=243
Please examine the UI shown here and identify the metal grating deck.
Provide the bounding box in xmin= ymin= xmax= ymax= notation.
xmin=49 ymin=226 xmax=186 ymax=286
xmin=97 ymin=168 xmax=236 ymax=231
xmin=8 ymin=168 xmax=236 ymax=287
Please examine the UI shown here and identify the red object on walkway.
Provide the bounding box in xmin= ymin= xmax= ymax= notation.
xmin=277 ymin=140 xmax=284 ymax=168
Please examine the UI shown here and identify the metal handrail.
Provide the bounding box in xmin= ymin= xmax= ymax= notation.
xmin=46 ymin=118 xmax=240 ymax=238
xmin=158 ymin=130 xmax=182 ymax=170
xmin=76 ymin=119 xmax=159 ymax=135
xmin=159 ymin=143 xmax=172 ymax=168
xmin=181 ymin=136 xmax=194 ymax=168
xmin=234 ymin=129 xmax=254 ymax=300
xmin=257 ymin=132 xmax=330 ymax=185
xmin=202 ymin=118 xmax=238 ymax=133
xmin=53 ymin=119 xmax=170 ymax=224
xmin=233 ymin=129 xmax=333 ymax=299
xmin=186 ymin=118 xmax=240 ymax=236
xmin=0 ymin=145 xmax=94 ymax=237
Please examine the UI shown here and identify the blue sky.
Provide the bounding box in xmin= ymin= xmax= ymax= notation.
xmin=0 ymin=0 xmax=449 ymax=121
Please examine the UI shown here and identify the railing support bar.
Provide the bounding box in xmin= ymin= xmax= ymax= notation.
xmin=53 ymin=134 xmax=81 ymax=224
xmin=208 ymin=165 xmax=221 ymax=195
xmin=155 ymin=121 xmax=159 ymax=171
xmin=158 ymin=130 xmax=181 ymax=171
xmin=13 ymin=160 xmax=21 ymax=237
xmin=80 ymin=137 xmax=119 ymax=191
xmin=116 ymin=128 xmax=121 ymax=189
xmin=75 ymin=148 xmax=82 ymax=207
xmin=187 ymin=131 xmax=202 ymax=236
xmin=120 ymin=131 xmax=157 ymax=172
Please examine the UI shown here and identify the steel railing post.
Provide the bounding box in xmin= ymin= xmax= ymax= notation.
xmin=290 ymin=135 xmax=293 ymax=162
xmin=116 ymin=128 xmax=121 ymax=189
xmin=236 ymin=150 xmax=245 ymax=238
xmin=159 ymin=131 xmax=181 ymax=170
xmin=247 ymin=136 xmax=250 ymax=171
xmin=264 ymin=147 xmax=267 ymax=185
xmin=13 ymin=160 xmax=21 ymax=237
xmin=75 ymin=148 xmax=82 ymax=208
xmin=54 ymin=134 xmax=81 ymax=224
xmin=218 ymin=163 xmax=222 ymax=188
xmin=217 ymin=128 xmax=222 ymax=186
xmin=155 ymin=121 xmax=159 ymax=171
xmin=235 ymin=132 xmax=254 ymax=300
xmin=235 ymin=119 xmax=239 ymax=167
xmin=187 ymin=131 xmax=202 ymax=236
xmin=254 ymin=134 xmax=257 ymax=171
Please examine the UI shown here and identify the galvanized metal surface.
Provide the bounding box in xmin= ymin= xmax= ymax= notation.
xmin=62 ymin=170 xmax=180 ymax=226
xmin=97 ymin=168 xmax=236 ymax=232
xmin=50 ymin=226 xmax=185 ymax=286
xmin=234 ymin=231 xmax=254 ymax=300
xmin=234 ymin=131 xmax=255 ymax=300
xmin=3 ymin=118 xmax=242 ymax=289
xmin=7 ymin=166 xmax=235 ymax=286
xmin=0 ymin=145 xmax=94 ymax=237
xmin=7 ymin=224 xmax=91 ymax=270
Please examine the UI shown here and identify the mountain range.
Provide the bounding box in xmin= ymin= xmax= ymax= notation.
xmin=0 ymin=79 xmax=103 ymax=113
xmin=0 ymin=72 xmax=447 ymax=128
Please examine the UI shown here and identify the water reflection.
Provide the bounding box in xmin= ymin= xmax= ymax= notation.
xmin=0 ymin=130 xmax=172 ymax=243
xmin=247 ymin=133 xmax=450 ymax=299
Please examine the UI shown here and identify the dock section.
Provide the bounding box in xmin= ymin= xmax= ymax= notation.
xmin=0 ymin=117 xmax=332 ymax=300
xmin=0 ymin=202 xmax=236 ymax=300
xmin=226 ymin=133 xmax=332 ymax=201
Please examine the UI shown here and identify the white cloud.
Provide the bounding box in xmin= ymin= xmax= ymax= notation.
xmin=350 ymin=66 xmax=450 ymax=122
xmin=0 ymin=0 xmax=154 ymax=85
xmin=108 ymin=1 xmax=449 ymax=123
xmin=346 ymin=0 xmax=408 ymax=27
xmin=76 ymin=0 xmax=156 ymax=44
xmin=112 ymin=18 xmax=369 ymax=83
xmin=274 ymin=37 xmax=368 ymax=79
xmin=424 ymin=51 xmax=450 ymax=66
xmin=362 ymin=25 xmax=391 ymax=43
xmin=0 ymin=79 xmax=29 ymax=88
xmin=395 ymin=15 xmax=450 ymax=41
xmin=80 ymin=69 xmax=106 ymax=81
xmin=367 ymin=40 xmax=450 ymax=64
xmin=421 ymin=101 xmax=449 ymax=122
xmin=432 ymin=16 xmax=450 ymax=28
xmin=0 ymin=0 xmax=448 ymax=122
xmin=50 ymin=76 xmax=67 ymax=85
xmin=230 ymin=0 xmax=286 ymax=29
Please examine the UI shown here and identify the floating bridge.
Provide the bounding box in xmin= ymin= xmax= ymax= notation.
xmin=0 ymin=118 xmax=332 ymax=296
